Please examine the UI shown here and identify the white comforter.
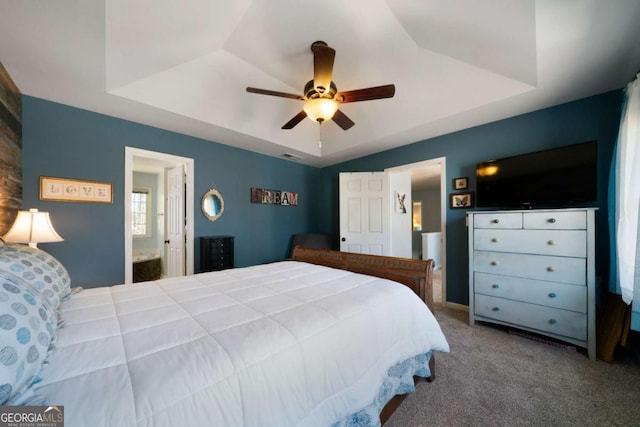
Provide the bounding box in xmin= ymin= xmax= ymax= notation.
xmin=32 ymin=261 xmax=449 ymax=427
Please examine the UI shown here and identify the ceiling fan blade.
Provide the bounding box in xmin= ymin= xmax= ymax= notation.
xmin=336 ymin=84 xmax=396 ymax=103
xmin=332 ymin=109 xmax=355 ymax=130
xmin=282 ymin=111 xmax=308 ymax=129
xmin=246 ymin=87 xmax=304 ymax=100
xmin=311 ymin=41 xmax=335 ymax=95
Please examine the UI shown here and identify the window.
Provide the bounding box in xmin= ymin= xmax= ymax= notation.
xmin=609 ymin=74 xmax=639 ymax=317
xmin=132 ymin=187 xmax=151 ymax=237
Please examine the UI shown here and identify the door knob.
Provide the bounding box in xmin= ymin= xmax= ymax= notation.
xmin=341 ymin=237 xmax=346 ymax=242
xmin=164 ymin=240 xmax=170 ymax=244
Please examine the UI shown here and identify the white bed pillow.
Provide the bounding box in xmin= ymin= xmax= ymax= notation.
xmin=0 ymin=272 xmax=57 ymax=405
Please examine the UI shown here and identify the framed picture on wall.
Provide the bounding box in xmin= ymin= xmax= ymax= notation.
xmin=453 ymin=177 xmax=468 ymax=190
xmin=395 ymin=191 xmax=407 ymax=213
xmin=450 ymin=192 xmax=474 ymax=209
xmin=40 ymin=176 xmax=113 ymax=203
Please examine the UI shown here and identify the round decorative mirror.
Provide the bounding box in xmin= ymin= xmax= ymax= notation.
xmin=202 ymin=188 xmax=224 ymax=222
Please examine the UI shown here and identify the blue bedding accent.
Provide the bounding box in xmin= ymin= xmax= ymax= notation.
xmin=334 ymin=351 xmax=433 ymax=427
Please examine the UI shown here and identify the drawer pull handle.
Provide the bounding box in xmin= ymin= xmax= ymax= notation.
xmin=491 ymin=219 xmax=500 ymax=224
xmin=547 ymin=240 xmax=555 ymax=245
xmin=548 ymin=292 xmax=557 ymax=298
xmin=492 ymin=307 xmax=500 ymax=312
xmin=547 ymin=266 xmax=555 ymax=272
xmin=490 ymin=261 xmax=498 ymax=266
xmin=548 ymin=319 xmax=557 ymax=325
xmin=491 ymin=238 xmax=498 ymax=243
xmin=492 ymin=284 xmax=500 ymax=289
xmin=548 ymin=218 xmax=557 ymax=223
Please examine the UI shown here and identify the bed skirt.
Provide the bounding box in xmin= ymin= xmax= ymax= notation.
xmin=335 ymin=351 xmax=433 ymax=426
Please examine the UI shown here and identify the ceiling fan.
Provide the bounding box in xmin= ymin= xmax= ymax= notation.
xmin=246 ymin=41 xmax=395 ymax=131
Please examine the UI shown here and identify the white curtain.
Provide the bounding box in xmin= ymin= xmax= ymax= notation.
xmin=612 ymin=73 xmax=640 ymax=304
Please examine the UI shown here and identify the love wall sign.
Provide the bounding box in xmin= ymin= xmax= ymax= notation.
xmin=250 ymin=187 xmax=298 ymax=206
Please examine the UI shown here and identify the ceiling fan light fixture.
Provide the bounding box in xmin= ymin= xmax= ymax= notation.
xmin=303 ymin=97 xmax=338 ymax=123
xmin=247 ymin=42 xmax=394 ymax=131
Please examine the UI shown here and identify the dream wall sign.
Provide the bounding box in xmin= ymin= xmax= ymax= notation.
xmin=251 ymin=188 xmax=298 ymax=206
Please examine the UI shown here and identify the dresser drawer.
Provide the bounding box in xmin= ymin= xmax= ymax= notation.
xmin=474 ymin=251 xmax=586 ymax=284
xmin=208 ymin=255 xmax=232 ymax=269
xmin=203 ymin=238 xmax=233 ymax=254
xmin=474 ymin=229 xmax=586 ymax=257
xmin=474 ymin=272 xmax=587 ymax=312
xmin=475 ymin=294 xmax=587 ymax=340
xmin=523 ymin=211 xmax=586 ymax=230
xmin=473 ymin=213 xmax=522 ymax=229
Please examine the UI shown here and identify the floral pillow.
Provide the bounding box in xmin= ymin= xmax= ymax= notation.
xmin=0 ymin=272 xmax=56 ymax=405
xmin=0 ymin=244 xmax=71 ymax=310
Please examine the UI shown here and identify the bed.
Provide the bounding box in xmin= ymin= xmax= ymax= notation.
xmin=0 ymin=244 xmax=449 ymax=426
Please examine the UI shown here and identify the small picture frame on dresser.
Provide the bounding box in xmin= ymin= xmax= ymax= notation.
xmin=450 ymin=192 xmax=473 ymax=209
xmin=453 ymin=177 xmax=468 ymax=190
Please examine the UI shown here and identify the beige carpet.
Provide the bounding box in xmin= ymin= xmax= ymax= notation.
xmin=386 ymin=305 xmax=640 ymax=426
xmin=432 ymin=268 xmax=442 ymax=305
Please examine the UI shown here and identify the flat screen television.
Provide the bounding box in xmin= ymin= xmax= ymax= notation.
xmin=476 ymin=140 xmax=597 ymax=209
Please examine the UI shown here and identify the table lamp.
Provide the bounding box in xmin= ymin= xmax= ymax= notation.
xmin=2 ymin=208 xmax=64 ymax=248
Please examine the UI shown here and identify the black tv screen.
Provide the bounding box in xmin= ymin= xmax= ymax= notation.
xmin=476 ymin=141 xmax=597 ymax=209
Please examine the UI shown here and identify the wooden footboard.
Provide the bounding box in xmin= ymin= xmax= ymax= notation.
xmin=290 ymin=246 xmax=435 ymax=312
xmin=290 ymin=247 xmax=438 ymax=424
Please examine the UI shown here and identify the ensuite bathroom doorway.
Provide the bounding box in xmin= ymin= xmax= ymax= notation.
xmin=124 ymin=147 xmax=194 ymax=284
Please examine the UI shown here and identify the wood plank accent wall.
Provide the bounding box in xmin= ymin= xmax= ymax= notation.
xmin=0 ymin=62 xmax=22 ymax=236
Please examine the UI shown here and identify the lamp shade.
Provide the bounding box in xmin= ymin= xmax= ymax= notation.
xmin=303 ymin=97 xmax=338 ymax=122
xmin=3 ymin=208 xmax=64 ymax=248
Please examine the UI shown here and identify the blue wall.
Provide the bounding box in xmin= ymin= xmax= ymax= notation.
xmin=21 ymin=91 xmax=623 ymax=304
xmin=22 ymin=97 xmax=322 ymax=287
xmin=319 ymin=90 xmax=623 ymax=305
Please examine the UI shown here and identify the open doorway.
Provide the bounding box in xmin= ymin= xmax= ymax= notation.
xmin=124 ymin=147 xmax=195 ymax=284
xmin=386 ymin=157 xmax=446 ymax=305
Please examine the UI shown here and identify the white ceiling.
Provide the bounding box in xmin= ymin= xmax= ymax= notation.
xmin=1 ymin=0 xmax=639 ymax=167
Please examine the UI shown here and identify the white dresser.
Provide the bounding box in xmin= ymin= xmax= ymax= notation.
xmin=468 ymin=208 xmax=597 ymax=360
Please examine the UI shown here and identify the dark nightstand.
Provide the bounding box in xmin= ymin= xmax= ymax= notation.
xmin=200 ymin=236 xmax=234 ymax=272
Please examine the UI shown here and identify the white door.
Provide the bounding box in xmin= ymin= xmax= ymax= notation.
xmin=166 ymin=165 xmax=185 ymax=277
xmin=339 ymin=172 xmax=390 ymax=255
xmin=388 ymin=169 xmax=412 ymax=258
